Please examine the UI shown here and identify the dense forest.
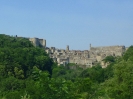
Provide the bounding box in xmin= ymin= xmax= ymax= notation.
xmin=0 ymin=34 xmax=133 ymax=99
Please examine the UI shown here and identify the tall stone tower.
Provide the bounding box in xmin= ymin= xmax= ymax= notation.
xmin=66 ymin=45 xmax=69 ymax=51
xmin=90 ymin=44 xmax=91 ymax=50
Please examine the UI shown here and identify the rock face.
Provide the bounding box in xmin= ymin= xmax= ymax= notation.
xmin=29 ymin=38 xmax=126 ymax=68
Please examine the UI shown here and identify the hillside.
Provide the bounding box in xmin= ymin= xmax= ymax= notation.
xmin=0 ymin=34 xmax=133 ymax=99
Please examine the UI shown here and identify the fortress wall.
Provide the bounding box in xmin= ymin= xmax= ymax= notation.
xmin=29 ymin=38 xmax=46 ymax=47
xmin=91 ymin=46 xmax=124 ymax=51
xmin=90 ymin=45 xmax=125 ymax=56
xmin=39 ymin=39 xmax=43 ymax=45
xmin=43 ymin=39 xmax=46 ymax=47
xmin=29 ymin=38 xmax=40 ymax=47
xmin=38 ymin=39 xmax=46 ymax=47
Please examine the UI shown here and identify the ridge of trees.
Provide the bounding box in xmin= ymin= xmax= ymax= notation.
xmin=0 ymin=34 xmax=53 ymax=79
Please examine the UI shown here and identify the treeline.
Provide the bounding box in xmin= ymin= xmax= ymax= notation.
xmin=0 ymin=34 xmax=133 ymax=99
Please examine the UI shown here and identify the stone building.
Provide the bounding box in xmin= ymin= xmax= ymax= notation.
xmin=29 ymin=38 xmax=126 ymax=68
xmin=29 ymin=38 xmax=46 ymax=48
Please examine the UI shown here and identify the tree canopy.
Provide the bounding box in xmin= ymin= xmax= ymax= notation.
xmin=0 ymin=34 xmax=53 ymax=79
xmin=0 ymin=34 xmax=133 ymax=99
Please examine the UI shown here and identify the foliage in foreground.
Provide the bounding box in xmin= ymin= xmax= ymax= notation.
xmin=100 ymin=46 xmax=133 ymax=99
xmin=0 ymin=34 xmax=133 ymax=99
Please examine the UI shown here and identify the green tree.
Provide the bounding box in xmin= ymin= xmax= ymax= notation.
xmin=101 ymin=46 xmax=133 ymax=99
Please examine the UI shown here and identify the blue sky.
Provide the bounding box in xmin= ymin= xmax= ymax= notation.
xmin=0 ymin=0 xmax=133 ymax=50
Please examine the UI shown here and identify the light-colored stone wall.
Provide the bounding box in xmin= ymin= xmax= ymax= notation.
xmin=28 ymin=37 xmax=126 ymax=68
xmin=29 ymin=38 xmax=46 ymax=48
xmin=46 ymin=45 xmax=126 ymax=68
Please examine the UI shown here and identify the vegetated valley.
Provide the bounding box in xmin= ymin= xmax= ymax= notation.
xmin=0 ymin=34 xmax=133 ymax=99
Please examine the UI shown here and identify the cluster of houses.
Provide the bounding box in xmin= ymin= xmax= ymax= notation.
xmin=29 ymin=37 xmax=126 ymax=68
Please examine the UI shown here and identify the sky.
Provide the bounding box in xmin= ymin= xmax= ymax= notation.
xmin=0 ymin=0 xmax=133 ymax=50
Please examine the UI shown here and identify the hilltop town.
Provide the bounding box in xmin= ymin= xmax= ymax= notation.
xmin=29 ymin=37 xmax=127 ymax=68
xmin=0 ymin=34 xmax=132 ymax=99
